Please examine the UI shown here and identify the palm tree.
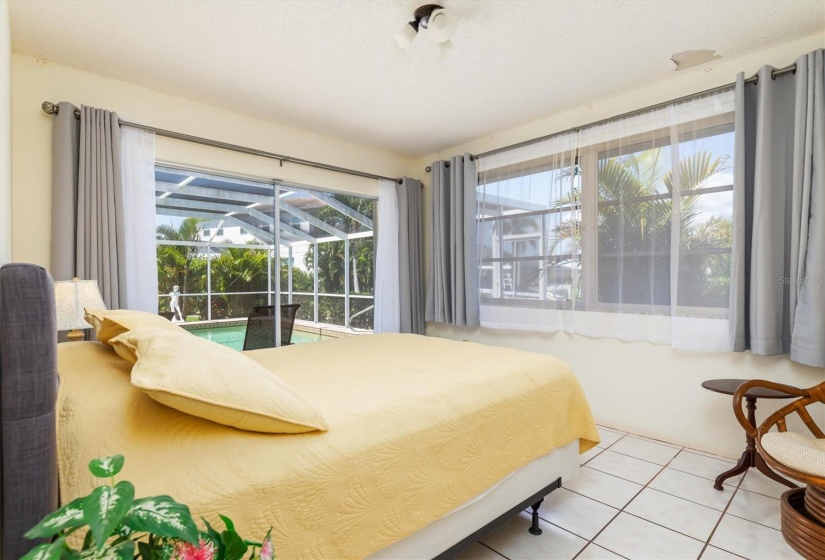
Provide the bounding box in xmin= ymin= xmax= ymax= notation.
xmin=303 ymin=195 xmax=376 ymax=325
xmin=156 ymin=218 xmax=206 ymax=317
xmin=540 ymin=148 xmax=731 ymax=306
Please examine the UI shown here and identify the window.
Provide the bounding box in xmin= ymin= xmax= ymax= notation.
xmin=583 ymin=116 xmax=734 ymax=314
xmin=476 ymin=90 xmax=735 ymax=348
xmin=154 ymin=166 xmax=376 ymax=334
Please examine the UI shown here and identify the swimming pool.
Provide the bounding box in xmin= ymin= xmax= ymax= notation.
xmin=189 ymin=325 xmax=334 ymax=351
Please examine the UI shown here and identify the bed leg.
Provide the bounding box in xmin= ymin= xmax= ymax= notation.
xmin=528 ymin=499 xmax=543 ymax=535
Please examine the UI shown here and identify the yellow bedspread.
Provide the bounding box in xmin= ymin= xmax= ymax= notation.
xmin=57 ymin=334 xmax=598 ymax=559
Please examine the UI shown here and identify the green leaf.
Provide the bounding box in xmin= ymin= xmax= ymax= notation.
xmin=24 ymin=497 xmax=86 ymax=539
xmin=202 ymin=518 xmax=225 ymax=558
xmin=88 ymin=455 xmax=125 ymax=478
xmin=122 ymin=496 xmax=199 ymax=544
xmin=84 ymin=481 xmax=135 ymax=551
xmin=221 ymin=530 xmax=247 ymax=560
xmin=219 ymin=514 xmax=235 ymax=533
xmin=20 ymin=538 xmax=66 ymax=560
xmin=82 ymin=530 xmax=95 ymax=551
xmin=79 ymin=541 xmax=135 ymax=560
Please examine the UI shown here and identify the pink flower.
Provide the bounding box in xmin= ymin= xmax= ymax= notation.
xmin=173 ymin=538 xmax=215 ymax=560
xmin=260 ymin=530 xmax=275 ymax=560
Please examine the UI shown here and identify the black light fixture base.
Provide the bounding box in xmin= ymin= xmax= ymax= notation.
xmin=413 ymin=4 xmax=444 ymax=29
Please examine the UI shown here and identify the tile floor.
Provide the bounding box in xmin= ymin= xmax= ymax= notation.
xmin=456 ymin=425 xmax=802 ymax=560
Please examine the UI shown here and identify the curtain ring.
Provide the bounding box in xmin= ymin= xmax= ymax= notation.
xmin=425 ymin=166 xmax=432 ymax=173
xmin=770 ymin=69 xmax=777 ymax=81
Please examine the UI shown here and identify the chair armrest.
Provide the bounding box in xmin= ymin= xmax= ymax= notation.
xmin=732 ymin=380 xmax=808 ymax=438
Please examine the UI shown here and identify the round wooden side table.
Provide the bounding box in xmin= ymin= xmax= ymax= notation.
xmin=702 ymin=378 xmax=798 ymax=491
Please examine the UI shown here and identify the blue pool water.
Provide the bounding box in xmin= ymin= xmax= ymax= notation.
xmin=190 ymin=325 xmax=331 ymax=351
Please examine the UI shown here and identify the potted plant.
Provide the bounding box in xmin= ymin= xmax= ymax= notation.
xmin=22 ymin=455 xmax=273 ymax=560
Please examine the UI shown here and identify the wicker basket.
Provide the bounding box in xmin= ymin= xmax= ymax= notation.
xmin=805 ymin=486 xmax=825 ymax=526
xmin=781 ymin=488 xmax=825 ymax=560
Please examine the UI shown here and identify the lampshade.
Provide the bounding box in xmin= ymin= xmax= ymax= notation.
xmin=54 ymin=279 xmax=106 ymax=331
xmin=426 ymin=8 xmax=457 ymax=43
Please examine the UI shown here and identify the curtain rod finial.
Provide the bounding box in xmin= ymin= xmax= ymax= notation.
xmin=41 ymin=101 xmax=58 ymax=115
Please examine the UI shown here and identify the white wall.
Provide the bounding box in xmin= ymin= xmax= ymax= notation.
xmin=415 ymin=32 xmax=825 ymax=458
xmin=0 ymin=0 xmax=11 ymax=265
xmin=10 ymin=53 xmax=413 ymax=268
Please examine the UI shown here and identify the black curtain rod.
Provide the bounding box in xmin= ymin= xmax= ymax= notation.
xmin=40 ymin=102 xmax=404 ymax=185
xmin=461 ymin=63 xmax=797 ymax=164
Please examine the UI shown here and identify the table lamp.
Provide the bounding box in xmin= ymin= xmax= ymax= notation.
xmin=54 ymin=277 xmax=106 ymax=341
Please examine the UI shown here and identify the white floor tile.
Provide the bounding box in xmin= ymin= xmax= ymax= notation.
xmin=539 ymin=488 xmax=618 ymax=540
xmin=625 ymin=488 xmax=723 ymax=542
xmin=629 ymin=434 xmax=683 ymax=449
xmin=649 ymin=468 xmax=736 ymax=511
xmin=738 ymin=469 xmax=799 ymax=499
xmin=580 ymin=446 xmax=604 ymax=465
xmin=709 ymin=514 xmax=802 ymax=559
xmin=700 ymin=546 xmax=746 ymax=559
xmin=596 ymin=427 xmax=624 ymax=449
xmin=668 ymin=450 xmax=744 ymax=486
xmin=563 ymin=467 xmax=643 ymax=509
xmin=608 ymin=436 xmax=681 ymax=465
xmin=597 ymin=424 xmax=627 ymax=435
xmin=575 ymin=544 xmax=625 ymax=560
xmin=686 ymin=448 xmax=739 ymax=463
xmin=480 ymin=512 xmax=587 ymax=560
xmin=726 ymin=488 xmax=782 ymax=530
xmin=594 ymin=512 xmax=705 ymax=560
xmin=454 ymin=542 xmax=506 ymax=560
xmin=586 ymin=450 xmax=663 ymax=485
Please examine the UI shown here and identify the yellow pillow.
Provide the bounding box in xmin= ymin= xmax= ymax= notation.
xmin=110 ymin=328 xmax=328 ymax=434
xmin=85 ymin=308 xmax=186 ymax=346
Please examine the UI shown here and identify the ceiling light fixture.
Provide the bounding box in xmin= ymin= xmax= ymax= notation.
xmin=394 ymin=4 xmax=458 ymax=49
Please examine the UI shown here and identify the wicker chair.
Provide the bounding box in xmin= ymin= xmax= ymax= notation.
xmin=733 ymin=380 xmax=825 ymax=560
xmin=242 ymin=304 xmax=301 ymax=351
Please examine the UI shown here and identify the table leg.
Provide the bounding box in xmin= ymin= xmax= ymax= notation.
xmin=714 ymin=395 xmax=798 ymax=491
xmin=714 ymin=448 xmax=751 ymax=490
xmin=714 ymin=396 xmax=758 ymax=490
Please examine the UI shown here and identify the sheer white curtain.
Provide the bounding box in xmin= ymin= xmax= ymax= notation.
xmin=374 ymin=178 xmax=400 ymax=332
xmin=477 ymin=90 xmax=735 ymax=351
xmin=120 ymin=126 xmax=158 ymax=312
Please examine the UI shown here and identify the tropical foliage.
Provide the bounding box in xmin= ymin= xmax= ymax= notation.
xmin=22 ymin=455 xmax=274 ymax=560
xmin=156 ymin=194 xmax=376 ymax=329
xmin=522 ymin=147 xmax=732 ymax=307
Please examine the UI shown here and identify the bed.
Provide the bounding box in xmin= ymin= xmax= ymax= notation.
xmin=0 ymin=264 xmax=599 ymax=559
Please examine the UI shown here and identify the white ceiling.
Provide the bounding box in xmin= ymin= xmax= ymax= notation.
xmin=9 ymin=0 xmax=825 ymax=157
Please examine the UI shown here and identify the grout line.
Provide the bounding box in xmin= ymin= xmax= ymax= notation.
xmin=592 ymin=446 xmax=677 ymax=468
xmin=724 ymin=510 xmax=783 ymax=533
xmin=570 ymin=442 xmax=683 ymax=559
xmin=478 ymin=541 xmax=510 ymax=559
xmin=484 ymin=430 xmax=773 ymax=560
xmin=694 ymin=455 xmax=744 ymax=559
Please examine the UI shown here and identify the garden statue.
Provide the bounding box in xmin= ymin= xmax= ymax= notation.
xmin=169 ymin=285 xmax=184 ymax=322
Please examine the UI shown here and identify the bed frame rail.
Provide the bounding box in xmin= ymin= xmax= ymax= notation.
xmin=432 ymin=477 xmax=562 ymax=559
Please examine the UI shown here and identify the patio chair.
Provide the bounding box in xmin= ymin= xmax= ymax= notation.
xmin=733 ymin=380 xmax=825 ymax=560
xmin=242 ymin=304 xmax=301 ymax=351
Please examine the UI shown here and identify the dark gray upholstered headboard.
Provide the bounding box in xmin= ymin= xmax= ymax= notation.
xmin=0 ymin=264 xmax=59 ymax=558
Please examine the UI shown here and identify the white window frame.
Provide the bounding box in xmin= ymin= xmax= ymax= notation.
xmin=478 ymin=115 xmax=734 ymax=318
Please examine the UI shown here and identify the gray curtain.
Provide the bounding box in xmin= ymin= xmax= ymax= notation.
xmin=397 ymin=178 xmax=424 ymax=334
xmin=50 ymin=102 xmax=80 ymax=282
xmin=51 ymin=105 xmax=126 ymax=309
xmin=426 ymin=154 xmax=479 ymax=327
xmin=730 ymin=48 xmax=825 ymax=367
